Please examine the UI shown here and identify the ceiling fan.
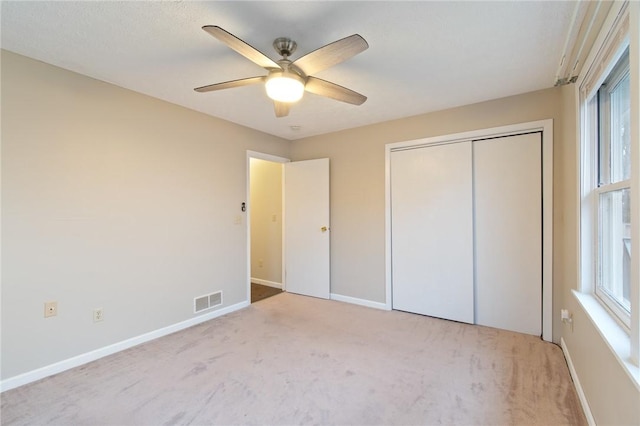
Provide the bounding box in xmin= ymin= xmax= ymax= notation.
xmin=194 ymin=26 xmax=369 ymax=117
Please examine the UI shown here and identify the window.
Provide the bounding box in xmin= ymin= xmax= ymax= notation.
xmin=595 ymin=49 xmax=632 ymax=326
xmin=578 ymin=0 xmax=639 ymax=384
xmin=579 ymin=0 xmax=636 ymax=331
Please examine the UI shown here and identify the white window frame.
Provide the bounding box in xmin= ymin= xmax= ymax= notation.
xmin=577 ymin=0 xmax=640 ymax=375
xmin=593 ymin=51 xmax=632 ymax=327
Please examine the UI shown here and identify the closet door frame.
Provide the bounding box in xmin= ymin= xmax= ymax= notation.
xmin=384 ymin=119 xmax=554 ymax=342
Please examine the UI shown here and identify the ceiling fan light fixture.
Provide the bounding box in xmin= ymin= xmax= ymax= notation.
xmin=265 ymin=71 xmax=305 ymax=103
xmin=196 ymin=27 xmax=369 ymax=117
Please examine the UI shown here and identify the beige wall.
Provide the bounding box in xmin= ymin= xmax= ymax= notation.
xmin=563 ymin=303 xmax=640 ymax=425
xmin=555 ymin=84 xmax=581 ymax=343
xmin=249 ymin=158 xmax=283 ymax=284
xmin=291 ymin=88 xmax=564 ymax=306
xmin=0 ymin=50 xmax=290 ymax=379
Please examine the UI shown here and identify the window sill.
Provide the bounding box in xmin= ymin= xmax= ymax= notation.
xmin=572 ymin=290 xmax=640 ymax=391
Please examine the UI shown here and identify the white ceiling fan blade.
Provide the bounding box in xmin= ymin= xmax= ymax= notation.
xmin=305 ymin=77 xmax=367 ymax=105
xmin=273 ymin=101 xmax=291 ymax=118
xmin=292 ymin=34 xmax=368 ymax=76
xmin=194 ymin=76 xmax=265 ymax=93
xmin=202 ymin=26 xmax=280 ymax=70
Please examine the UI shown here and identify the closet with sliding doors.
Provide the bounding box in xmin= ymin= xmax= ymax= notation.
xmin=388 ymin=122 xmax=552 ymax=340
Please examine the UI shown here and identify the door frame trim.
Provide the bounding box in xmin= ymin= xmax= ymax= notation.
xmin=246 ymin=151 xmax=290 ymax=303
xmin=384 ymin=119 xmax=554 ymax=341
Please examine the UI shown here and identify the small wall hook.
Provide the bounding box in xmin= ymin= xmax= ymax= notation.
xmin=241 ymin=202 xmax=246 ymax=212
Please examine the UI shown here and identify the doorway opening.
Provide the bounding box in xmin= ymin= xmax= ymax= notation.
xmin=247 ymin=152 xmax=288 ymax=303
xmin=246 ymin=151 xmax=331 ymax=303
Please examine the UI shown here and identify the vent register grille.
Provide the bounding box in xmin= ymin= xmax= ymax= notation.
xmin=194 ymin=291 xmax=223 ymax=313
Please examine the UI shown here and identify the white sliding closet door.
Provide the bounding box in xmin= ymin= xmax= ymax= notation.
xmin=391 ymin=142 xmax=474 ymax=323
xmin=474 ymin=133 xmax=542 ymax=335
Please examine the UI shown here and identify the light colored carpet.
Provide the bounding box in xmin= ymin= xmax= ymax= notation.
xmin=1 ymin=292 xmax=586 ymax=425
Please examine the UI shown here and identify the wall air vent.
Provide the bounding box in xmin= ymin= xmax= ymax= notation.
xmin=194 ymin=291 xmax=223 ymax=313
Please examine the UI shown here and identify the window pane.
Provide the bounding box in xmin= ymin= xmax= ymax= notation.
xmin=609 ymin=72 xmax=631 ymax=182
xmin=598 ymin=188 xmax=631 ymax=312
xmin=598 ymin=49 xmax=630 ymax=186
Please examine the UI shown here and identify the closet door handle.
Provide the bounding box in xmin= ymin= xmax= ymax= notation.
xmin=321 ymin=226 xmax=329 ymax=232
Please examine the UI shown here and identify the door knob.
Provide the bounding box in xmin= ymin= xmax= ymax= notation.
xmin=321 ymin=226 xmax=329 ymax=232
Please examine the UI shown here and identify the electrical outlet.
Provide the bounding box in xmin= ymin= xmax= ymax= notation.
xmin=561 ymin=308 xmax=573 ymax=332
xmin=93 ymin=308 xmax=104 ymax=322
xmin=259 ymin=259 xmax=264 ymax=267
xmin=44 ymin=301 xmax=57 ymax=318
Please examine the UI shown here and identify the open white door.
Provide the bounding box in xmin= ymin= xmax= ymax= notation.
xmin=284 ymin=158 xmax=330 ymax=299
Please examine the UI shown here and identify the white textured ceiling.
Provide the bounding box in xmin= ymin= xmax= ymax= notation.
xmin=1 ymin=1 xmax=576 ymax=140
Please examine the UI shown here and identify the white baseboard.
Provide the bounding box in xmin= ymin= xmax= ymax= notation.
xmin=330 ymin=293 xmax=387 ymax=310
xmin=560 ymin=337 xmax=596 ymax=426
xmin=0 ymin=300 xmax=250 ymax=393
xmin=251 ymin=278 xmax=282 ymax=289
